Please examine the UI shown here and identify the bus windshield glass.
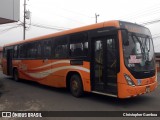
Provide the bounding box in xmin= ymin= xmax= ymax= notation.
xmin=123 ymin=33 xmax=155 ymax=72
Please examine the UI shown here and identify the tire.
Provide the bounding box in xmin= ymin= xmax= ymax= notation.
xmin=70 ymin=74 xmax=83 ymax=97
xmin=13 ymin=69 xmax=19 ymax=82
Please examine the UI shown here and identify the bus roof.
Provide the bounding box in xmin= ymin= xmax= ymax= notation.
xmin=4 ymin=20 xmax=120 ymax=47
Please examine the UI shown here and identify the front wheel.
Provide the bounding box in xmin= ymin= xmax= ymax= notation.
xmin=70 ymin=74 xmax=83 ymax=97
xmin=13 ymin=69 xmax=19 ymax=82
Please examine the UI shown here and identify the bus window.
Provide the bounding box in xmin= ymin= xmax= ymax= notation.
xmin=19 ymin=44 xmax=27 ymax=59
xmin=106 ymin=38 xmax=116 ymax=75
xmin=43 ymin=40 xmax=51 ymax=59
xmin=70 ymin=43 xmax=83 ymax=57
xmin=3 ymin=48 xmax=7 ymax=58
xmin=26 ymin=43 xmax=38 ymax=59
xmin=54 ymin=36 xmax=68 ymax=59
xmin=37 ymin=42 xmax=42 ymax=58
xmin=94 ymin=40 xmax=103 ymax=80
xmin=70 ymin=32 xmax=88 ymax=57
xmin=13 ymin=46 xmax=18 ymax=58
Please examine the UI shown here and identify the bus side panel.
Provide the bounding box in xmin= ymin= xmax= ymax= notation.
xmin=38 ymin=60 xmax=69 ymax=87
xmin=77 ymin=70 xmax=91 ymax=92
xmin=80 ymin=61 xmax=91 ymax=92
xmin=2 ymin=58 xmax=7 ymax=75
xmin=37 ymin=60 xmax=70 ymax=87
xmin=38 ymin=60 xmax=91 ymax=92
xmin=16 ymin=59 xmax=52 ymax=81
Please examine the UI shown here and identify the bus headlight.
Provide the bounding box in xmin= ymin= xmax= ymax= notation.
xmin=124 ymin=74 xmax=135 ymax=87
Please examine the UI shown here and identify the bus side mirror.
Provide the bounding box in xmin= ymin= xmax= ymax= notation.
xmin=122 ymin=30 xmax=129 ymax=46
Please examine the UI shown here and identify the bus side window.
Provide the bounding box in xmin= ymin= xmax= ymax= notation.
xmin=37 ymin=42 xmax=42 ymax=59
xmin=43 ymin=40 xmax=52 ymax=59
xmin=54 ymin=36 xmax=68 ymax=59
xmin=19 ymin=44 xmax=27 ymax=59
xmin=26 ymin=42 xmax=38 ymax=59
xmin=69 ymin=32 xmax=88 ymax=57
xmin=13 ymin=46 xmax=18 ymax=58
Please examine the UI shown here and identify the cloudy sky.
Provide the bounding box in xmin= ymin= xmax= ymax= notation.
xmin=0 ymin=0 xmax=160 ymax=51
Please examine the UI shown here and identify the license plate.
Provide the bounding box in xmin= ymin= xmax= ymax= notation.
xmin=146 ymin=86 xmax=150 ymax=93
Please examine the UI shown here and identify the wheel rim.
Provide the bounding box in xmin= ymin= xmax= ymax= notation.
xmin=72 ymin=79 xmax=78 ymax=92
xmin=70 ymin=75 xmax=83 ymax=97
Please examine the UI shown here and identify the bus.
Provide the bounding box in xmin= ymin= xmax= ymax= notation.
xmin=1 ymin=20 xmax=157 ymax=98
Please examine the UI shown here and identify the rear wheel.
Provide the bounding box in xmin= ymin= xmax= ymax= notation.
xmin=70 ymin=74 xmax=83 ymax=97
xmin=13 ymin=69 xmax=19 ymax=82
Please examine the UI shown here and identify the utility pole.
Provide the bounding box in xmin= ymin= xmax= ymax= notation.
xmin=95 ymin=13 xmax=99 ymax=23
xmin=23 ymin=0 xmax=26 ymax=40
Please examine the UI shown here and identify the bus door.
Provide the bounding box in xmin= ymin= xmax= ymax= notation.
xmin=6 ymin=49 xmax=13 ymax=75
xmin=91 ymin=35 xmax=118 ymax=95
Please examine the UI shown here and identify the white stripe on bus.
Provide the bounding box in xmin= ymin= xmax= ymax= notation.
xmin=33 ymin=60 xmax=70 ymax=70
xmin=26 ymin=66 xmax=90 ymax=79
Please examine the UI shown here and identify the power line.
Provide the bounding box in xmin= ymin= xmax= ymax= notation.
xmin=32 ymin=23 xmax=70 ymax=30
xmin=141 ymin=19 xmax=160 ymax=25
xmin=0 ymin=23 xmax=19 ymax=28
xmin=0 ymin=25 xmax=22 ymax=34
xmin=19 ymin=19 xmax=70 ymax=30
xmin=48 ymin=2 xmax=94 ymax=19
xmin=152 ymin=33 xmax=160 ymax=37
xmin=119 ymin=3 xmax=160 ymax=20
xmin=58 ymin=7 xmax=93 ymax=19
xmin=30 ymin=23 xmax=67 ymax=31
xmin=54 ymin=13 xmax=87 ymax=25
xmin=121 ymin=9 xmax=160 ymax=21
xmin=153 ymin=36 xmax=160 ymax=39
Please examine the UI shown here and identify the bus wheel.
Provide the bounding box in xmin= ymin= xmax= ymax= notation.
xmin=13 ymin=69 xmax=19 ymax=82
xmin=70 ymin=74 xmax=83 ymax=97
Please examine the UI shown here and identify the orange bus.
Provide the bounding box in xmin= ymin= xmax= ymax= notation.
xmin=1 ymin=20 xmax=157 ymax=98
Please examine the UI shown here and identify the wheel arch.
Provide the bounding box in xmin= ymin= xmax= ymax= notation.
xmin=66 ymin=71 xmax=84 ymax=91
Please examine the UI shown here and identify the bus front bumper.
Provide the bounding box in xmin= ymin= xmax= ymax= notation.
xmin=118 ymin=82 xmax=158 ymax=98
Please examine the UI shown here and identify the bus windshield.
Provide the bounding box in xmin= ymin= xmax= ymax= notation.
xmin=123 ymin=33 xmax=155 ymax=72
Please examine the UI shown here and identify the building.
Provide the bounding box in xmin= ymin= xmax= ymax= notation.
xmin=0 ymin=0 xmax=20 ymax=24
xmin=155 ymin=52 xmax=160 ymax=72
